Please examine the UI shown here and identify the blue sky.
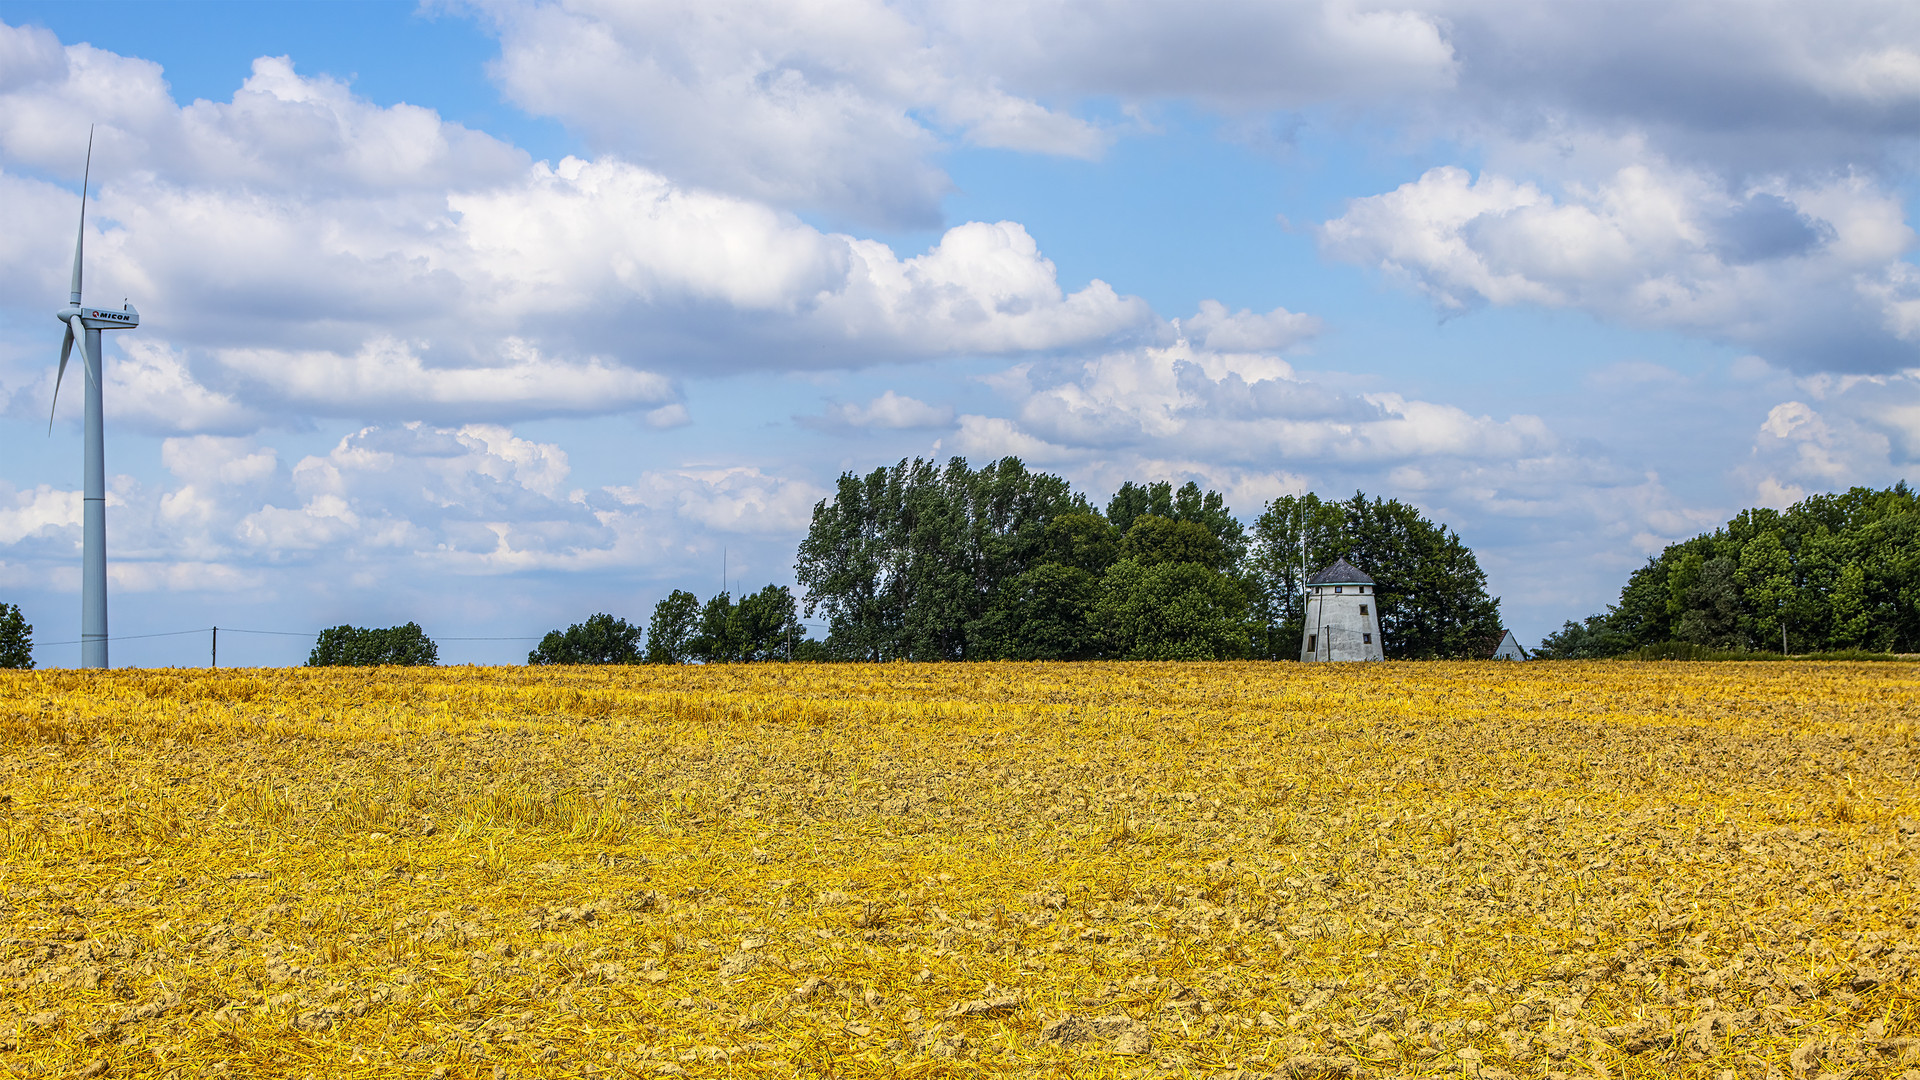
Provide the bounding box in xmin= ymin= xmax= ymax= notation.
xmin=2 ymin=0 xmax=1917 ymax=666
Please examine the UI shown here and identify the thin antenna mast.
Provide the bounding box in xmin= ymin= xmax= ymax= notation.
xmin=1298 ymin=491 xmax=1307 ymax=610
xmin=1298 ymin=490 xmax=1309 ymax=661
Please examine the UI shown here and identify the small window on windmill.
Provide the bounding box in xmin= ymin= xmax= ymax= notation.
xmin=1363 ymin=633 xmax=1373 ymax=645
xmin=1359 ymin=604 xmax=1369 ymax=616
xmin=1335 ymin=585 xmax=1343 ymax=594
xmin=1306 ymin=634 xmax=1317 ymax=653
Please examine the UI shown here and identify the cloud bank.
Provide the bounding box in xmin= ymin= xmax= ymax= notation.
xmin=0 ymin=30 xmax=1156 ymax=437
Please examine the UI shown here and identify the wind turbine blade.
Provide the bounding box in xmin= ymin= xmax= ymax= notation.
xmin=63 ymin=319 xmax=98 ymax=400
xmin=75 ymin=324 xmax=97 ymax=393
xmin=50 ymin=321 xmax=74 ymax=434
xmin=70 ymin=126 xmax=92 ymax=306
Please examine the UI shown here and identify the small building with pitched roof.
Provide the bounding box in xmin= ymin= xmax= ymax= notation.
xmin=1300 ymin=557 xmax=1385 ymax=662
xmin=1490 ymin=629 xmax=1529 ymax=660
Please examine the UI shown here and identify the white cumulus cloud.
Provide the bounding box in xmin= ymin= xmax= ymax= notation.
xmin=212 ymin=336 xmax=678 ymax=423
xmin=1740 ymin=371 xmax=1920 ymax=503
xmin=604 ymin=466 xmax=828 ymax=535
xmin=811 ymin=391 xmax=955 ymax=430
xmin=475 ymin=0 xmax=1113 ymax=226
xmin=1322 ymin=162 xmax=1919 ymax=370
xmin=0 ymin=31 xmax=1157 ymax=437
xmin=1180 ymin=300 xmax=1322 ymax=353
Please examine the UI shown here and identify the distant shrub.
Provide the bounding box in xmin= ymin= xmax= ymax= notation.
xmin=0 ymin=602 xmax=31 ymax=670
xmin=1618 ymin=641 xmax=1906 ymax=662
xmin=529 ymin=613 xmax=643 ymax=665
xmin=1536 ymin=614 xmax=1633 ymax=659
xmin=308 ymin=623 xmax=439 ymax=667
xmin=1621 ymin=641 xmax=1760 ymax=662
xmin=1802 ymin=649 xmax=1913 ymax=661
xmin=790 ymin=636 xmax=842 ymax=662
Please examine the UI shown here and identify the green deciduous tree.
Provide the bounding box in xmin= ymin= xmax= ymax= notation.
xmin=1737 ymin=530 xmax=1795 ymax=648
xmin=1831 ymin=562 xmax=1871 ymax=648
xmin=644 ymin=590 xmax=701 ymax=664
xmin=307 ymin=623 xmax=438 ymax=666
xmin=1672 ymin=553 xmax=1744 ymax=648
xmin=0 ymin=602 xmax=32 ymax=669
xmin=732 ymin=585 xmax=806 ymax=662
xmin=979 ymin=562 xmax=1102 ymax=660
xmin=691 ymin=592 xmax=737 ymax=663
xmin=1119 ymin=515 xmax=1226 ymax=570
xmin=1243 ymin=492 xmax=1348 ymax=658
xmin=528 ymin=612 xmax=643 ymax=665
xmin=1091 ymin=559 xmax=1254 ymax=660
xmin=690 ymin=586 xmax=805 ymax=663
xmin=1038 ymin=512 xmax=1120 ymax=575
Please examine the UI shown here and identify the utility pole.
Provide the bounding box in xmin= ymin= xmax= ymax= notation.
xmin=1298 ymin=492 xmax=1308 ymax=632
xmin=211 ymin=626 xmax=217 ymax=668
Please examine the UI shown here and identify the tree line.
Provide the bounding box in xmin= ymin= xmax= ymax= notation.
xmin=309 ymin=623 xmax=439 ymax=666
xmin=533 ymin=456 xmax=1503 ymax=664
xmin=528 ymin=586 xmax=815 ymax=665
xmin=0 ymin=457 xmax=1507 ymax=669
xmin=1538 ymin=482 xmax=1919 ymax=658
xmin=792 ymin=458 xmax=1501 ymax=661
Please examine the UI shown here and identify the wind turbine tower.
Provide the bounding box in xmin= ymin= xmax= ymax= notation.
xmin=51 ymin=129 xmax=140 ymax=668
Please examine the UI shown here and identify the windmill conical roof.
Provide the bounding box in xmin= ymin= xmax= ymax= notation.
xmin=1306 ymin=557 xmax=1374 ymax=585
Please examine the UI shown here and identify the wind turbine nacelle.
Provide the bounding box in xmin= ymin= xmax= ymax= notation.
xmin=74 ymin=305 xmax=139 ymax=330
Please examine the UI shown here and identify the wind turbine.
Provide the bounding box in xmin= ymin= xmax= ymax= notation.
xmin=51 ymin=128 xmax=139 ymax=669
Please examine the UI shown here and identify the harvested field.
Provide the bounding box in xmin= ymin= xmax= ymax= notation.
xmin=1 ymin=661 xmax=1918 ymax=1079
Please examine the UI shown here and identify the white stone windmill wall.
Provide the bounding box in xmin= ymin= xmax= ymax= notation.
xmin=1300 ymin=558 xmax=1385 ymax=662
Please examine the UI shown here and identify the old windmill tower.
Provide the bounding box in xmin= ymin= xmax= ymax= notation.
xmin=1300 ymin=558 xmax=1385 ymax=662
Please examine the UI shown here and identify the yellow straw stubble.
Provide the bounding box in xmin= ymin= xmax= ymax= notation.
xmin=1 ymin=660 xmax=1916 ymax=1078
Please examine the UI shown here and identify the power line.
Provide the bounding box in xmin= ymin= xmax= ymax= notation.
xmin=33 ymin=627 xmax=209 ymax=647
xmin=32 ymin=626 xmax=540 ymax=651
xmin=29 ymin=610 xmax=819 ymax=661
xmin=222 ymin=629 xmax=539 ymax=641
